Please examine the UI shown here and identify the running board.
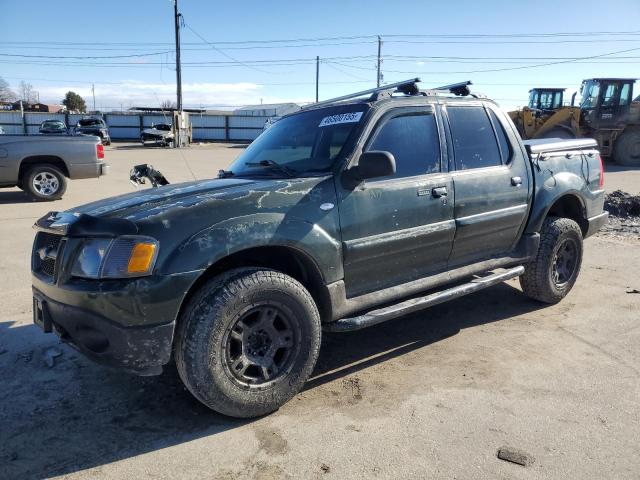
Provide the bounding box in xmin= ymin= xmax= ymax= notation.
xmin=323 ymin=266 xmax=525 ymax=332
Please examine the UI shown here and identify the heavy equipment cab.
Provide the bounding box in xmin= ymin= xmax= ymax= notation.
xmin=579 ymin=78 xmax=635 ymax=129
xmin=577 ymin=78 xmax=639 ymax=163
xmin=528 ymin=88 xmax=565 ymax=111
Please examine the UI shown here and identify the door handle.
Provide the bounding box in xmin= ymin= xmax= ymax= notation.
xmin=432 ymin=186 xmax=448 ymax=198
xmin=511 ymin=176 xmax=522 ymax=186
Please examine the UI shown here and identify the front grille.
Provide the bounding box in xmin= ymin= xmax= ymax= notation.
xmin=33 ymin=232 xmax=63 ymax=280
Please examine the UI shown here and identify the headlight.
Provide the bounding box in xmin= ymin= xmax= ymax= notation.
xmin=71 ymin=236 xmax=158 ymax=279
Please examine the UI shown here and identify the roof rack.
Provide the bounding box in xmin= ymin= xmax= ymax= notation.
xmin=302 ymin=78 xmax=421 ymax=109
xmin=429 ymin=80 xmax=473 ymax=97
xmin=302 ymin=78 xmax=474 ymax=110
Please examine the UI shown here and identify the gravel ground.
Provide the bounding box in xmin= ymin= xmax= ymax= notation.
xmin=0 ymin=145 xmax=638 ymax=480
xmin=599 ymin=190 xmax=640 ymax=240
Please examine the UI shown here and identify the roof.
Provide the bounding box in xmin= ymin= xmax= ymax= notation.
xmin=529 ymin=88 xmax=566 ymax=92
xmin=586 ymin=78 xmax=638 ymax=82
xmin=236 ymin=102 xmax=299 ymax=111
xmin=129 ymin=107 xmax=206 ymax=113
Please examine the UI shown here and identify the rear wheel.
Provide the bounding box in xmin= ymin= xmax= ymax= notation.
xmin=23 ymin=164 xmax=67 ymax=201
xmin=613 ymin=128 xmax=640 ymax=166
xmin=175 ymin=268 xmax=321 ymax=418
xmin=520 ymin=216 xmax=583 ymax=304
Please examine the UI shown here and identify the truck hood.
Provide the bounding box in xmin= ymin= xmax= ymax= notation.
xmin=142 ymin=128 xmax=173 ymax=137
xmin=72 ymin=178 xmax=259 ymax=219
xmin=36 ymin=175 xmax=335 ymax=243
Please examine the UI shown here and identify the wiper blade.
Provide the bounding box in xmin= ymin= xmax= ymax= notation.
xmin=244 ymin=160 xmax=296 ymax=177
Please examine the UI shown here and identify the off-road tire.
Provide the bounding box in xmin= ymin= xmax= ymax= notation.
xmin=520 ymin=216 xmax=583 ymax=304
xmin=613 ymin=128 xmax=640 ymax=166
xmin=23 ymin=164 xmax=67 ymax=201
xmin=175 ymin=268 xmax=321 ymax=418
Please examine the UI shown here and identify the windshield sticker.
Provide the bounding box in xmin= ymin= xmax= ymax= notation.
xmin=318 ymin=111 xmax=363 ymax=127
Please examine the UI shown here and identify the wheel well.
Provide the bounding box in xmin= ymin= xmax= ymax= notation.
xmin=547 ymin=195 xmax=588 ymax=236
xmin=19 ymin=156 xmax=70 ymax=181
xmin=176 ymin=246 xmax=331 ymax=325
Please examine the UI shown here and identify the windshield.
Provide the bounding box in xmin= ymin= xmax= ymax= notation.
xmin=227 ymin=104 xmax=368 ymax=176
xmin=155 ymin=124 xmax=171 ymax=131
xmin=580 ymin=81 xmax=600 ymax=109
xmin=78 ymin=119 xmax=103 ymax=127
xmin=41 ymin=121 xmax=65 ymax=130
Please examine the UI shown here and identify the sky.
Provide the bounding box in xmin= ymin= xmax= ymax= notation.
xmin=1 ymin=0 xmax=640 ymax=111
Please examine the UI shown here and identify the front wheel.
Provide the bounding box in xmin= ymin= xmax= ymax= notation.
xmin=520 ymin=216 xmax=583 ymax=304
xmin=175 ymin=268 xmax=321 ymax=418
xmin=613 ymin=128 xmax=640 ymax=166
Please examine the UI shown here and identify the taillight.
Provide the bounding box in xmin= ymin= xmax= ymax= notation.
xmin=598 ymin=153 xmax=604 ymax=189
xmin=97 ymin=144 xmax=104 ymax=159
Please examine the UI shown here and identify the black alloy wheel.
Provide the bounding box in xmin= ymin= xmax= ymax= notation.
xmin=551 ymin=238 xmax=579 ymax=287
xmin=223 ymin=304 xmax=298 ymax=387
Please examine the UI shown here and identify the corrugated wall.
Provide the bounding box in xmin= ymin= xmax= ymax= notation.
xmin=0 ymin=111 xmax=270 ymax=141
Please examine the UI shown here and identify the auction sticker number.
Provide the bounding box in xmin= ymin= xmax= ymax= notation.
xmin=319 ymin=111 xmax=363 ymax=127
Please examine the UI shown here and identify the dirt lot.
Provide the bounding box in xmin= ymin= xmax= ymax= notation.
xmin=1 ymin=143 xmax=639 ymax=480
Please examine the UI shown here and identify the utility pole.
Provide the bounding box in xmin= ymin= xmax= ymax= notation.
xmin=315 ymin=56 xmax=320 ymax=102
xmin=174 ymin=0 xmax=183 ymax=147
xmin=376 ymin=36 xmax=382 ymax=87
xmin=91 ymin=84 xmax=96 ymax=112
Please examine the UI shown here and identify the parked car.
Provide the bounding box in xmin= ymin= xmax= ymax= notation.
xmin=0 ymin=134 xmax=108 ymax=200
xmin=30 ymin=79 xmax=607 ymax=418
xmin=75 ymin=117 xmax=111 ymax=145
xmin=140 ymin=123 xmax=174 ymax=147
xmin=39 ymin=119 xmax=68 ymax=135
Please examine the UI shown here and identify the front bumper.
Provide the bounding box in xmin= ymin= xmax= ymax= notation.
xmin=33 ymin=289 xmax=174 ymax=375
xmin=141 ymin=134 xmax=172 ymax=142
xmin=32 ymin=268 xmax=202 ymax=375
xmin=585 ymin=211 xmax=609 ymax=238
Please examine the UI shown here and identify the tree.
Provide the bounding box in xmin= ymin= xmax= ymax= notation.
xmin=0 ymin=77 xmax=16 ymax=102
xmin=160 ymin=99 xmax=177 ymax=110
xmin=19 ymin=81 xmax=37 ymax=103
xmin=62 ymin=91 xmax=87 ymax=113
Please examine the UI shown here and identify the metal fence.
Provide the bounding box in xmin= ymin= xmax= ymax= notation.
xmin=0 ymin=111 xmax=271 ymax=141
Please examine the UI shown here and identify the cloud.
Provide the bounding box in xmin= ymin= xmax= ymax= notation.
xmin=36 ymin=81 xmax=286 ymax=109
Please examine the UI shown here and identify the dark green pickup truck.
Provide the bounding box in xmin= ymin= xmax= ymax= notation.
xmin=31 ymin=80 xmax=608 ymax=417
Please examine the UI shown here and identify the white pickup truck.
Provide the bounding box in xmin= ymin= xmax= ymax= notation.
xmin=0 ymin=135 xmax=109 ymax=201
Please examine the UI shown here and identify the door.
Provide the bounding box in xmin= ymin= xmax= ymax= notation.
xmin=444 ymin=104 xmax=530 ymax=267
xmin=337 ymin=106 xmax=455 ymax=297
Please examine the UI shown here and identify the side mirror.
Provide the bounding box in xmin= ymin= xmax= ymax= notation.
xmin=356 ymin=151 xmax=396 ymax=180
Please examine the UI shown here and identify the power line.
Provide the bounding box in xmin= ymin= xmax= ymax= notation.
xmin=328 ymin=46 xmax=640 ymax=75
xmin=182 ymin=22 xmax=276 ymax=74
xmin=0 ymin=51 xmax=172 ymax=60
xmin=3 ymin=29 xmax=640 ymax=46
xmin=1 ymin=76 xmax=578 ymax=87
xmin=385 ymin=38 xmax=640 ymax=45
xmin=6 ymin=51 xmax=640 ymax=67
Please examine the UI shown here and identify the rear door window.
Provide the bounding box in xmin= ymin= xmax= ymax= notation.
xmin=366 ymin=111 xmax=440 ymax=179
xmin=447 ymin=106 xmax=502 ymax=170
xmin=488 ymin=110 xmax=512 ymax=164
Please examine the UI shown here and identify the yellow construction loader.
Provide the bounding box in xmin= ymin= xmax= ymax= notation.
xmin=509 ymin=78 xmax=640 ymax=166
